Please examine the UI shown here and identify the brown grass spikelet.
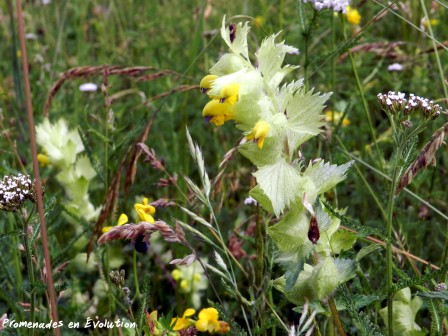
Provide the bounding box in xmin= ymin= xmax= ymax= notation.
xmin=97 ymin=220 xmax=182 ymax=245
xmin=396 ymin=122 xmax=448 ymax=195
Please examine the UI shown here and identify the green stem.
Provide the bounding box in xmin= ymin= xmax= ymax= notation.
xmin=133 ymin=250 xmax=141 ymax=297
xmin=21 ymin=211 xmax=36 ymax=336
xmin=328 ymin=296 xmax=346 ymax=336
xmin=302 ymin=10 xmax=318 ymax=87
xmin=342 ymin=20 xmax=384 ymax=173
xmin=386 ymin=146 xmax=402 ymax=336
xmin=442 ymin=223 xmax=448 ymax=283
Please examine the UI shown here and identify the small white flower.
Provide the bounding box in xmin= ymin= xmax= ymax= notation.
xmin=388 ymin=63 xmax=404 ymax=72
xmin=79 ymin=83 xmax=98 ymax=92
xmin=25 ymin=33 xmax=37 ymax=40
xmin=302 ymin=0 xmax=350 ymax=13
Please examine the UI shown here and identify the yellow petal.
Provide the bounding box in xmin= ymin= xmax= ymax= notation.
xmin=183 ymin=308 xmax=196 ymax=318
xmin=117 ymin=213 xmax=128 ymax=226
xmin=198 ymin=307 xmax=219 ymax=322
xmin=202 ymin=100 xmax=235 ymax=126
xmin=245 ymin=120 xmax=270 ymax=149
xmin=102 ymin=226 xmax=113 ymax=233
xmin=200 ymin=75 xmax=219 ymax=93
xmin=37 ymin=153 xmax=50 ymax=166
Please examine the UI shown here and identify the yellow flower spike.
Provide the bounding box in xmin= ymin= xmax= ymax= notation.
xmin=346 ymin=6 xmax=361 ymax=25
xmin=171 ymin=269 xmax=181 ymax=281
xmin=245 ymin=120 xmax=270 ymax=149
xmin=134 ymin=198 xmax=156 ymax=223
xmin=37 ymin=153 xmax=50 ymax=166
xmin=195 ymin=308 xmax=220 ymax=333
xmin=200 ymin=75 xmax=219 ymax=94
xmin=219 ymin=83 xmax=240 ymax=105
xmin=102 ymin=213 xmax=128 ymax=233
xmin=171 ymin=308 xmax=196 ymax=331
xmin=202 ymin=100 xmax=235 ymax=126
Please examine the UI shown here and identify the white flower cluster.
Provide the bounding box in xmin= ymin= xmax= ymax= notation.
xmin=302 ymin=0 xmax=350 ymax=13
xmin=0 ymin=174 xmax=37 ymax=212
xmin=377 ymin=91 xmax=442 ymax=119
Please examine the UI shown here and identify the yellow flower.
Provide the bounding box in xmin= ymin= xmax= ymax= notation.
xmin=37 ymin=153 xmax=50 ymax=166
xmin=245 ymin=120 xmax=270 ymax=149
xmin=253 ymin=15 xmax=265 ymax=27
xmin=202 ymin=100 xmax=235 ymax=126
xmin=219 ymin=83 xmax=240 ymax=105
xmin=195 ymin=308 xmax=220 ymax=333
xmin=180 ymin=279 xmax=190 ymax=290
xmin=325 ymin=111 xmax=350 ymax=127
xmin=346 ymin=6 xmax=361 ymax=25
xmin=422 ymin=18 xmax=439 ymax=28
xmin=171 ymin=269 xmax=181 ymax=281
xmin=200 ymin=75 xmax=219 ymax=95
xmin=134 ymin=197 xmax=155 ymax=223
xmin=102 ymin=213 xmax=128 ymax=233
xmin=171 ymin=308 xmax=196 ymax=331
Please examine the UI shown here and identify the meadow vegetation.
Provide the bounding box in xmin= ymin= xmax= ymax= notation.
xmin=0 ymin=1 xmax=447 ymax=335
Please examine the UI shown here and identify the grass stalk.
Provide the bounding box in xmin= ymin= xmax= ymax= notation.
xmin=342 ymin=21 xmax=384 ymax=173
xmin=15 ymin=1 xmax=60 ymax=333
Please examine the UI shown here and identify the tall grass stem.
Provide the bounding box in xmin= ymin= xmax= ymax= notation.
xmin=15 ymin=0 xmax=60 ymax=333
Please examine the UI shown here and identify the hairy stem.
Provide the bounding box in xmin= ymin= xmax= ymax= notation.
xmin=386 ymin=145 xmax=403 ymax=336
xmin=328 ymin=296 xmax=346 ymax=336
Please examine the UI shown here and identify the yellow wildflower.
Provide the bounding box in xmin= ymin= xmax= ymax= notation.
xmin=346 ymin=6 xmax=361 ymax=25
xmin=325 ymin=111 xmax=350 ymax=127
xmin=171 ymin=308 xmax=196 ymax=331
xmin=253 ymin=16 xmax=265 ymax=27
xmin=102 ymin=213 xmax=128 ymax=233
xmin=219 ymin=83 xmax=240 ymax=105
xmin=202 ymin=100 xmax=235 ymax=126
xmin=171 ymin=269 xmax=181 ymax=281
xmin=195 ymin=308 xmax=220 ymax=333
xmin=422 ymin=18 xmax=439 ymax=28
xmin=37 ymin=153 xmax=50 ymax=166
xmin=245 ymin=120 xmax=270 ymax=149
xmin=180 ymin=279 xmax=190 ymax=290
xmin=134 ymin=197 xmax=155 ymax=223
xmin=200 ymin=75 xmax=219 ymax=95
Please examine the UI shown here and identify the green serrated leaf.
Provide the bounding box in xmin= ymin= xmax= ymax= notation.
xmin=274 ymin=257 xmax=349 ymax=305
xmin=304 ymin=160 xmax=353 ymax=197
xmin=248 ymin=185 xmax=274 ymax=213
xmin=380 ymin=288 xmax=425 ymax=335
xmin=417 ymin=291 xmax=448 ymax=300
xmin=255 ymin=32 xmax=299 ymax=89
xmin=356 ymin=244 xmax=383 ymax=262
xmin=285 ymin=88 xmax=331 ymax=149
xmin=253 ymin=158 xmax=305 ymax=216
xmin=239 ymin=137 xmax=282 ymax=167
